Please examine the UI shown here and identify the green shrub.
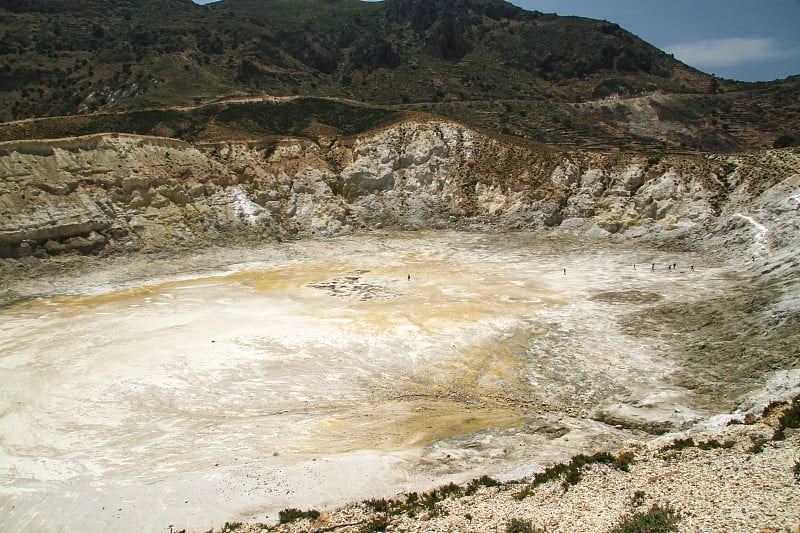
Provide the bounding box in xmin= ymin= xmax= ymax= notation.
xmin=419 ymin=490 xmax=442 ymax=515
xmin=659 ymin=438 xmax=696 ymax=460
xmin=505 ymin=517 xmax=541 ymax=533
xmin=404 ymin=492 xmax=419 ymax=505
xmin=278 ymin=508 xmax=320 ymax=524
xmin=660 ymin=436 xmax=734 ymax=457
xmin=389 ymin=481 xmax=469 ymax=517
xmin=609 ymin=504 xmax=680 ymax=533
xmin=388 ymin=488 xmax=448 ymax=518
xmin=365 ymin=498 xmax=394 ymax=513
xmin=436 ymin=482 xmax=464 ymax=499
xmin=665 ymin=437 xmax=695 ymax=451
xmin=515 ymin=451 xmax=625 ymax=498
xmin=562 ymin=466 xmax=582 ymax=487
xmin=559 ymin=452 xmax=616 ymax=488
xmin=614 ymin=451 xmax=635 ymax=472
xmin=514 ymin=484 xmax=536 ymax=501
xmin=773 ymin=134 xmax=797 ymax=149
xmin=358 ymin=516 xmax=389 ymax=533
xmin=465 ymin=475 xmax=500 ymax=495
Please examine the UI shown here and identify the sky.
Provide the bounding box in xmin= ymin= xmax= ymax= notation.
xmin=192 ymin=0 xmax=800 ymax=82
xmin=514 ymin=0 xmax=800 ymax=82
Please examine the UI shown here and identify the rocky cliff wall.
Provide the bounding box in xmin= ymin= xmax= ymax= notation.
xmin=1 ymin=121 xmax=798 ymax=262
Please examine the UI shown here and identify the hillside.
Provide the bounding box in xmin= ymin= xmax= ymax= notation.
xmin=1 ymin=0 xmax=798 ymax=151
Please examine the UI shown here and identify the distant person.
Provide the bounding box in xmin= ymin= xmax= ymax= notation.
xmin=673 ymin=262 xmax=677 ymax=269
xmin=651 ymin=263 xmax=655 ymax=271
xmin=690 ymin=265 xmax=694 ymax=271
xmin=563 ymin=268 xmax=566 ymax=276
xmin=407 ymin=273 xmax=411 ymax=281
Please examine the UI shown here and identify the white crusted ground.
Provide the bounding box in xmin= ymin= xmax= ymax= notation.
xmin=1 ymin=231 xmax=798 ymax=532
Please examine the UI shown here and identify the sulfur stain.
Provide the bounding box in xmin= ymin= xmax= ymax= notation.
xmin=1 ymin=251 xmax=558 ymax=456
xmin=308 ymin=327 xmax=550 ymax=452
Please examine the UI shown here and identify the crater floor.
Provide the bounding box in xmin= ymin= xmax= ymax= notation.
xmin=0 ymin=231 xmax=782 ymax=532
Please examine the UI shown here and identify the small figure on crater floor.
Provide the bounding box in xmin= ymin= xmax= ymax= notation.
xmin=651 ymin=263 xmax=655 ymax=271
xmin=407 ymin=273 xmax=411 ymax=281
xmin=673 ymin=262 xmax=677 ymax=269
xmin=563 ymin=268 xmax=566 ymax=276
xmin=633 ymin=263 xmax=636 ymax=270
xmin=690 ymin=265 xmax=694 ymax=271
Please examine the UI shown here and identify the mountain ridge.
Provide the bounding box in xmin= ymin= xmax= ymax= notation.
xmin=1 ymin=0 xmax=797 ymax=151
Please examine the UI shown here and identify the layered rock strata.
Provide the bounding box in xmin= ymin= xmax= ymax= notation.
xmin=1 ymin=121 xmax=798 ymax=261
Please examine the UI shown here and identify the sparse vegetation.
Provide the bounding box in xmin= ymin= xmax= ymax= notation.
xmin=356 ymin=476 xmax=501 ymax=521
xmin=0 ymin=98 xmax=404 ymax=143
xmin=658 ymin=436 xmax=733 ymax=459
xmin=2 ymin=0 xmax=797 ymax=150
xmin=277 ymin=508 xmax=321 ymax=524
xmin=663 ymin=437 xmax=695 ymax=452
xmin=358 ymin=515 xmax=390 ymax=533
xmin=505 ymin=517 xmax=542 ymax=533
xmin=774 ymin=134 xmax=797 ymax=148
xmin=515 ymin=451 xmax=634 ymax=500
xmin=365 ymin=498 xmax=393 ymax=513
xmin=608 ymin=504 xmax=681 ymax=533
xmin=630 ymin=490 xmax=647 ymax=507
xmin=465 ymin=475 xmax=501 ymax=495
xmin=697 ymin=439 xmax=731 ymax=450
xmin=614 ymin=451 xmax=636 ymax=472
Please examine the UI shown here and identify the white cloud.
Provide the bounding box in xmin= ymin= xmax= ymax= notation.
xmin=666 ymin=37 xmax=800 ymax=67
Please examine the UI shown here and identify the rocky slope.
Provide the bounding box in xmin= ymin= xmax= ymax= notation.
xmin=2 ymin=119 xmax=798 ymax=263
xmin=231 ymin=409 xmax=800 ymax=533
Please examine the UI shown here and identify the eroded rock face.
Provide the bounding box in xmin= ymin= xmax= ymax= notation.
xmin=1 ymin=122 xmax=798 ymax=259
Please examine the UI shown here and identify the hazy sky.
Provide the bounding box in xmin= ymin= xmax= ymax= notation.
xmin=192 ymin=0 xmax=800 ymax=82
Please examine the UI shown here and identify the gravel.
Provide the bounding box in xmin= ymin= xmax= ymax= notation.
xmin=233 ymin=412 xmax=800 ymax=533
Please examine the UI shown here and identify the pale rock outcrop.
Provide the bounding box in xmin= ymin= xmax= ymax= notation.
xmin=342 ymin=144 xmax=397 ymax=193
xmin=550 ymin=162 xmax=580 ymax=189
xmin=644 ymin=171 xmax=683 ymax=201
xmin=579 ymin=168 xmax=607 ymax=197
xmin=619 ymin=164 xmax=645 ymax=192
xmin=0 ymin=123 xmax=798 ymax=260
